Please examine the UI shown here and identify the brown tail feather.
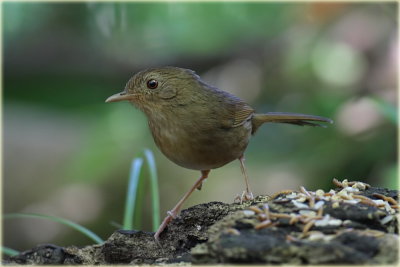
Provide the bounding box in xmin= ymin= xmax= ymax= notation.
xmin=251 ymin=112 xmax=333 ymax=134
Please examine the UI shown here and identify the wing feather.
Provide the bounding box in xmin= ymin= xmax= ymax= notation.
xmin=232 ymin=103 xmax=254 ymax=127
xmin=211 ymin=89 xmax=254 ymax=129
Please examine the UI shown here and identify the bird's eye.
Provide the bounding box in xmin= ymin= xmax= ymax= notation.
xmin=147 ymin=79 xmax=158 ymax=89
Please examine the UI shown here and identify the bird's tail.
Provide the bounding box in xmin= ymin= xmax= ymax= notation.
xmin=251 ymin=112 xmax=333 ymax=134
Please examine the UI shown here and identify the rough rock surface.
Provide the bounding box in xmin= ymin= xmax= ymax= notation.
xmin=4 ymin=184 xmax=398 ymax=265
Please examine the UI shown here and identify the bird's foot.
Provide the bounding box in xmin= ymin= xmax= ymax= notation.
xmin=167 ymin=210 xmax=177 ymax=218
xmin=234 ymin=190 xmax=254 ymax=204
xmin=154 ymin=210 xmax=178 ymax=241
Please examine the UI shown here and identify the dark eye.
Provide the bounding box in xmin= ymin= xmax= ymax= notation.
xmin=147 ymin=79 xmax=158 ymax=89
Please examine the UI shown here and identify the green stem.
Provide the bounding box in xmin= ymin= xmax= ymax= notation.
xmin=123 ymin=158 xmax=143 ymax=230
xmin=144 ymin=149 xmax=160 ymax=232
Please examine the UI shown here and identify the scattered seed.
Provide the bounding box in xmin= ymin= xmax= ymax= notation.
xmin=343 ymin=186 xmax=359 ymax=193
xmin=337 ymin=189 xmax=352 ymax=200
xmin=343 ymin=199 xmax=360 ymax=205
xmin=300 ymin=186 xmax=311 ymax=197
xmin=273 ymin=198 xmax=291 ymax=204
xmin=299 ymin=210 xmax=317 ymax=217
xmin=296 ymin=196 xmax=307 ymax=202
xmin=258 ymin=214 xmax=267 ymax=221
xmin=314 ymin=215 xmax=336 ymax=227
xmin=380 ymin=215 xmax=394 ymax=225
xmin=263 ymin=204 xmax=270 ymax=220
xmin=353 ymin=195 xmax=378 ymax=207
xmin=386 ymin=197 xmax=398 ymax=206
xmin=373 ymin=193 xmax=398 ymax=205
xmin=243 ymin=210 xmax=255 ymax=216
xmin=315 ymin=189 xmax=325 ymax=197
xmin=328 ymin=218 xmax=342 ymax=226
xmin=285 ymin=192 xmax=299 ymax=199
xmin=270 ymin=212 xmax=292 ymax=219
xmin=362 ymin=229 xmax=385 ymax=237
xmin=342 ymin=179 xmax=350 ymax=187
xmin=332 ymin=202 xmax=340 ymax=208
xmin=302 ymin=220 xmax=315 ymax=233
xmin=292 ymin=200 xmax=309 ymax=209
xmin=226 ymin=228 xmax=240 ymax=235
xmin=317 ymin=206 xmax=324 ymax=217
xmin=352 ymin=182 xmax=370 ymax=190
xmin=303 ymin=216 xmax=323 ymax=224
xmin=352 ymin=195 xmax=369 ymax=201
xmin=309 ymin=196 xmax=315 ymax=208
xmin=353 ymin=181 xmax=370 ymax=188
xmin=360 ymin=199 xmax=379 ymax=207
xmin=289 ymin=215 xmax=299 ymax=225
xmin=255 ymin=219 xmax=274 ymax=230
xmin=307 ymin=231 xmax=326 ymax=241
xmin=373 ymin=199 xmax=386 ymax=207
xmin=314 ymin=200 xmax=325 ymax=210
xmin=270 ymin=189 xmax=294 ymax=200
xmin=249 ymin=206 xmax=263 ymax=214
xmin=333 ymin=178 xmax=343 ymax=188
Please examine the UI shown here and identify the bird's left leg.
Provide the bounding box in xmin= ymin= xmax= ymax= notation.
xmin=236 ymin=155 xmax=254 ymax=203
xmin=154 ymin=170 xmax=210 ymax=241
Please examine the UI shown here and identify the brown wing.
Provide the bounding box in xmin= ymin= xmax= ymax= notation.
xmin=189 ymin=75 xmax=255 ymax=130
xmin=232 ymin=102 xmax=254 ymax=127
xmin=212 ymin=89 xmax=254 ymax=129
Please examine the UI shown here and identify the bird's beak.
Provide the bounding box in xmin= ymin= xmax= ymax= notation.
xmin=105 ymin=91 xmax=137 ymax=103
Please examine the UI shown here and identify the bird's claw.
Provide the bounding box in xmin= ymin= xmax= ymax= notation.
xmin=234 ymin=191 xmax=254 ymax=204
xmin=167 ymin=210 xmax=177 ymax=218
xmin=154 ymin=210 xmax=178 ymax=241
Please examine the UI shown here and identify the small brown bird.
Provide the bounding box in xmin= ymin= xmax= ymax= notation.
xmin=106 ymin=66 xmax=332 ymax=240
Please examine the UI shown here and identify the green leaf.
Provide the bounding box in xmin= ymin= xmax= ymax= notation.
xmin=144 ymin=149 xmax=160 ymax=232
xmin=122 ymin=149 xmax=160 ymax=232
xmin=123 ymin=158 xmax=144 ymax=230
xmin=3 ymin=213 xmax=103 ymax=244
xmin=132 ymin=159 xmax=146 ymax=230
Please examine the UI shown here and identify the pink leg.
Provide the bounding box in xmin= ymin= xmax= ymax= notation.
xmin=154 ymin=170 xmax=210 ymax=240
xmin=239 ymin=155 xmax=254 ymax=202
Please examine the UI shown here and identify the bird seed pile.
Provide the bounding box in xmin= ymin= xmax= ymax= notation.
xmin=245 ymin=178 xmax=398 ymax=241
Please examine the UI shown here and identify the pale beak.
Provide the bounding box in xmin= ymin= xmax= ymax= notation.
xmin=105 ymin=91 xmax=136 ymax=103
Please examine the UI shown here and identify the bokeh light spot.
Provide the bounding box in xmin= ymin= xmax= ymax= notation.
xmin=312 ymin=41 xmax=367 ymax=87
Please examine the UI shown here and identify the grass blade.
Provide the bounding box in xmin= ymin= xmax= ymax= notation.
xmin=132 ymin=161 xmax=146 ymax=230
xmin=123 ymin=157 xmax=143 ymax=230
xmin=1 ymin=246 xmax=19 ymax=256
xmin=3 ymin=213 xmax=103 ymax=244
xmin=144 ymin=149 xmax=160 ymax=232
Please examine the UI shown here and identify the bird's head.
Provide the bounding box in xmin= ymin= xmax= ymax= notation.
xmin=105 ymin=66 xmax=201 ymax=114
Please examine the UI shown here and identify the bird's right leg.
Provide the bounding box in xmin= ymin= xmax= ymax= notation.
xmin=235 ymin=155 xmax=254 ymax=204
xmin=154 ymin=170 xmax=210 ymax=241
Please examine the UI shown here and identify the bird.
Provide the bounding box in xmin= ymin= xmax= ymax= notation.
xmin=105 ymin=66 xmax=333 ymax=240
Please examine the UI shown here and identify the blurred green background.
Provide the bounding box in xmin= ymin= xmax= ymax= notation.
xmin=3 ymin=2 xmax=397 ymax=251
